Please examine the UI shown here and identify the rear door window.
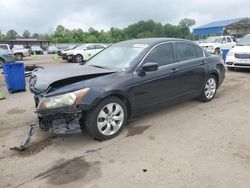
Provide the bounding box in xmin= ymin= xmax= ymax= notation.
xmin=175 ymin=43 xmax=197 ymax=61
xmin=94 ymin=45 xmax=105 ymax=49
xmin=86 ymin=45 xmax=95 ymax=50
xmin=226 ymin=37 xmax=232 ymax=43
xmin=143 ymin=43 xmax=175 ymax=67
xmin=195 ymin=46 xmax=204 ymax=58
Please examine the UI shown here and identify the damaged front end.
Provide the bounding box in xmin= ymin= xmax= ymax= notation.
xmin=10 ymin=65 xmax=116 ymax=151
xmin=34 ymin=87 xmax=91 ymax=136
xmin=37 ymin=106 xmax=83 ymax=136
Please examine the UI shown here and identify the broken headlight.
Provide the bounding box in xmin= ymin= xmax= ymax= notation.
xmin=38 ymin=88 xmax=90 ymax=110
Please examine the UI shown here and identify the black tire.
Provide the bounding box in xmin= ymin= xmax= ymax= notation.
xmin=200 ymin=75 xmax=217 ymax=102
xmin=0 ymin=58 xmax=4 ymax=68
xmin=83 ymin=96 xmax=128 ymax=140
xmin=75 ymin=54 xmax=83 ymax=63
xmin=215 ymin=48 xmax=221 ymax=55
xmin=15 ymin=53 xmax=23 ymax=61
xmin=227 ymin=67 xmax=235 ymax=71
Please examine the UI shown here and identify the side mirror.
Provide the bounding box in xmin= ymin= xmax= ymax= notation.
xmin=142 ymin=62 xmax=158 ymax=72
xmin=221 ymin=40 xmax=226 ymax=44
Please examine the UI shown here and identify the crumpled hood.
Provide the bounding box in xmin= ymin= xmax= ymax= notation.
xmin=30 ymin=65 xmax=116 ymax=94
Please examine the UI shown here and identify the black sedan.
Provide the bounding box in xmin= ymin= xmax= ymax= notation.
xmin=29 ymin=38 xmax=225 ymax=140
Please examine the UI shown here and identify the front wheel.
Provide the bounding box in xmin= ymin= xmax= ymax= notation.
xmin=200 ymin=75 xmax=217 ymax=102
xmin=0 ymin=58 xmax=4 ymax=68
xmin=15 ymin=53 xmax=23 ymax=61
xmin=84 ymin=96 xmax=127 ymax=140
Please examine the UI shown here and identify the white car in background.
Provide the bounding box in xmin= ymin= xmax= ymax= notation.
xmin=200 ymin=36 xmax=236 ymax=55
xmin=226 ymin=34 xmax=250 ymax=70
xmin=65 ymin=43 xmax=107 ymax=63
xmin=0 ymin=44 xmax=30 ymax=60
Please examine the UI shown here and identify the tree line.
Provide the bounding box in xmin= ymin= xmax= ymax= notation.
xmin=0 ymin=18 xmax=196 ymax=43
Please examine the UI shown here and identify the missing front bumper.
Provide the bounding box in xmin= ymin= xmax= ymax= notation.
xmin=37 ymin=106 xmax=84 ymax=136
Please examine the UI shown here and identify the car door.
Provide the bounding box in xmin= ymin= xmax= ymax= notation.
xmin=220 ymin=37 xmax=230 ymax=49
xmin=94 ymin=44 xmax=105 ymax=54
xmin=85 ymin=45 xmax=96 ymax=60
xmin=226 ymin=36 xmax=235 ymax=48
xmin=174 ymin=42 xmax=207 ymax=97
xmin=130 ymin=42 xmax=181 ymax=112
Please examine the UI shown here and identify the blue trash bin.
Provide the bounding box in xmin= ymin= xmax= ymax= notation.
xmin=3 ymin=62 xmax=26 ymax=93
xmin=221 ymin=49 xmax=229 ymax=63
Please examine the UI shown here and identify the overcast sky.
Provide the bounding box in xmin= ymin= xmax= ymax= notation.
xmin=0 ymin=0 xmax=250 ymax=34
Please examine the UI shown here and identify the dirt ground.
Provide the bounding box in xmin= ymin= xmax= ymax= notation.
xmin=0 ymin=54 xmax=250 ymax=188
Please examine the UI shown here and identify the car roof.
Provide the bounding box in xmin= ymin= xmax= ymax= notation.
xmin=116 ymin=38 xmax=194 ymax=46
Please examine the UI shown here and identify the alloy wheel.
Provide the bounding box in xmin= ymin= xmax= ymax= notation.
xmin=76 ymin=55 xmax=82 ymax=62
xmin=0 ymin=59 xmax=4 ymax=68
xmin=205 ymin=78 xmax=217 ymax=99
xmin=97 ymin=103 xmax=124 ymax=136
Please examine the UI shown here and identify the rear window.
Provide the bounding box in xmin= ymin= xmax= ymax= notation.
xmin=175 ymin=43 xmax=197 ymax=61
xmin=0 ymin=45 xmax=8 ymax=50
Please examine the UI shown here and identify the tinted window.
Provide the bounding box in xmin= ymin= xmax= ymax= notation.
xmin=195 ymin=46 xmax=204 ymax=58
xmin=0 ymin=45 xmax=8 ymax=50
xmin=144 ymin=43 xmax=175 ymax=66
xmin=226 ymin=37 xmax=232 ymax=43
xmin=176 ymin=43 xmax=197 ymax=61
xmin=221 ymin=38 xmax=226 ymax=43
xmin=232 ymin=36 xmax=236 ymax=42
xmin=94 ymin=45 xmax=105 ymax=49
xmin=86 ymin=45 xmax=95 ymax=50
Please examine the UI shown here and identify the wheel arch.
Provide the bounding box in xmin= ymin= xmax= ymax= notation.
xmin=209 ymin=72 xmax=219 ymax=88
xmin=82 ymin=90 xmax=133 ymax=118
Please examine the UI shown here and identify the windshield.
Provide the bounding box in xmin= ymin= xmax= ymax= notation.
xmin=237 ymin=35 xmax=250 ymax=46
xmin=205 ymin=37 xmax=221 ymax=43
xmin=85 ymin=45 xmax=145 ymax=70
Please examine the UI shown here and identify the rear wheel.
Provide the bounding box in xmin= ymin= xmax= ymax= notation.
xmin=227 ymin=67 xmax=235 ymax=71
xmin=15 ymin=53 xmax=23 ymax=61
xmin=0 ymin=58 xmax=5 ymax=68
xmin=75 ymin=54 xmax=83 ymax=63
xmin=200 ymin=75 xmax=217 ymax=102
xmin=84 ymin=96 xmax=127 ymax=140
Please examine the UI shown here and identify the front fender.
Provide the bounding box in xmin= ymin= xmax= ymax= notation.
xmin=79 ymin=87 xmax=132 ymax=110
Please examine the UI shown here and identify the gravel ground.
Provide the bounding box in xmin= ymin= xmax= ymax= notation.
xmin=0 ymin=54 xmax=250 ymax=188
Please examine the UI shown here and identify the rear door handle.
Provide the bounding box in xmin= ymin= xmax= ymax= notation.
xmin=201 ymin=60 xmax=207 ymax=65
xmin=171 ymin=67 xmax=179 ymax=73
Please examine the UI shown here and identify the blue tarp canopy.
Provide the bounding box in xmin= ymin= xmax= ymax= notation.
xmin=192 ymin=17 xmax=248 ymax=35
